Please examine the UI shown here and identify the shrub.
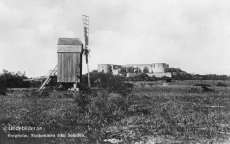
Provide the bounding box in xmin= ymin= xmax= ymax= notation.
xmin=193 ymin=84 xmax=211 ymax=87
xmin=88 ymin=92 xmax=129 ymax=125
xmin=74 ymin=92 xmax=91 ymax=113
xmin=0 ymin=70 xmax=30 ymax=88
xmin=105 ymin=75 xmax=128 ymax=96
xmin=0 ymin=87 xmax=7 ymax=95
xmin=30 ymin=89 xmax=50 ymax=98
xmin=143 ymin=67 xmax=149 ymax=73
xmin=216 ymin=82 xmax=227 ymax=87
xmin=126 ymin=67 xmax=135 ymax=73
xmin=72 ymin=91 xmax=130 ymax=142
xmin=160 ymin=76 xmax=172 ymax=82
xmin=82 ymin=72 xmax=133 ymax=96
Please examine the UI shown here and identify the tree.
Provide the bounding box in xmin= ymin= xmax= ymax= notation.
xmin=165 ymin=68 xmax=183 ymax=73
xmin=161 ymin=76 xmax=172 ymax=82
xmin=91 ymin=70 xmax=98 ymax=73
xmin=134 ymin=67 xmax=140 ymax=73
xmin=119 ymin=67 xmax=127 ymax=75
xmin=126 ymin=67 xmax=134 ymax=73
xmin=173 ymin=71 xmax=182 ymax=80
xmin=143 ymin=67 xmax=149 ymax=73
xmin=133 ymin=73 xmax=149 ymax=81
xmin=0 ymin=70 xmax=30 ymax=88
xmin=148 ymin=75 xmax=157 ymax=81
xmin=183 ymin=73 xmax=192 ymax=80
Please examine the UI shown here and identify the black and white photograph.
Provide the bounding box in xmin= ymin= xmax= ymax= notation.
xmin=0 ymin=0 xmax=230 ymax=143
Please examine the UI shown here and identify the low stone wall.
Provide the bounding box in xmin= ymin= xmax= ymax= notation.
xmin=127 ymin=73 xmax=142 ymax=77
xmin=126 ymin=72 xmax=172 ymax=78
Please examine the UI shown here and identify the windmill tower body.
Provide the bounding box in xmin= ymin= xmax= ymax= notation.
xmin=57 ymin=38 xmax=83 ymax=83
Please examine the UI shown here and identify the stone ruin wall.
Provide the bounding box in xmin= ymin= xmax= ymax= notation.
xmin=126 ymin=63 xmax=168 ymax=73
xmin=98 ymin=63 xmax=169 ymax=74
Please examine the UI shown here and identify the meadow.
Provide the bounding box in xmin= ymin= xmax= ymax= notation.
xmin=131 ymin=80 xmax=230 ymax=87
xmin=0 ymin=83 xmax=230 ymax=144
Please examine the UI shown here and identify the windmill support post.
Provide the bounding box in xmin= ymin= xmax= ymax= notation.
xmin=87 ymin=61 xmax=91 ymax=87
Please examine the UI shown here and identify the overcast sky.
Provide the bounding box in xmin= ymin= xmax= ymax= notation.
xmin=0 ymin=0 xmax=230 ymax=77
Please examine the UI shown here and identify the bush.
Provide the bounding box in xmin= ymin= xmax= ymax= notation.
xmin=0 ymin=70 xmax=30 ymax=88
xmin=74 ymin=92 xmax=91 ymax=113
xmin=30 ymin=89 xmax=50 ymax=98
xmin=160 ymin=76 xmax=172 ymax=82
xmin=133 ymin=73 xmax=149 ymax=81
xmin=82 ymin=72 xmax=133 ymax=96
xmin=87 ymin=92 xmax=128 ymax=125
xmin=0 ymin=87 xmax=7 ymax=95
xmin=95 ymin=93 xmax=128 ymax=122
xmin=72 ymin=91 xmax=129 ymax=142
xmin=105 ymin=75 xmax=131 ymax=96
xmin=216 ymin=82 xmax=227 ymax=87
xmin=193 ymin=84 xmax=211 ymax=87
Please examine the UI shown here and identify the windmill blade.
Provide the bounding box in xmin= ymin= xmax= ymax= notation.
xmin=82 ymin=15 xmax=91 ymax=87
xmin=84 ymin=27 xmax=89 ymax=45
xmin=82 ymin=15 xmax=90 ymax=64
xmin=82 ymin=15 xmax=89 ymax=46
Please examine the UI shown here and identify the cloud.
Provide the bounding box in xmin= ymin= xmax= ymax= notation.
xmin=0 ymin=0 xmax=229 ymax=77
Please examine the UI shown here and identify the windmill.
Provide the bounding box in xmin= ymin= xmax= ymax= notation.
xmin=82 ymin=15 xmax=91 ymax=87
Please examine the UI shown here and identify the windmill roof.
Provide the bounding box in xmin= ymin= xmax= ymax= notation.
xmin=58 ymin=38 xmax=82 ymax=45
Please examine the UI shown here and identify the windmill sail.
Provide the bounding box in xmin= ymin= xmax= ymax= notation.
xmin=82 ymin=15 xmax=91 ymax=87
xmin=84 ymin=27 xmax=88 ymax=45
xmin=82 ymin=15 xmax=89 ymax=64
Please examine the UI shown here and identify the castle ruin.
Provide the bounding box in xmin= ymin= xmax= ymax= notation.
xmin=98 ymin=63 xmax=172 ymax=78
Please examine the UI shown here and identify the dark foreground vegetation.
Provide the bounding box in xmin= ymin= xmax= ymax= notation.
xmin=1 ymin=87 xmax=230 ymax=143
xmin=0 ymin=70 xmax=30 ymax=88
xmin=1 ymin=70 xmax=230 ymax=143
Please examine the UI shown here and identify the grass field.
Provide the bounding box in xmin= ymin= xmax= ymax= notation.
xmin=1 ymin=84 xmax=230 ymax=144
xmin=131 ymin=80 xmax=230 ymax=87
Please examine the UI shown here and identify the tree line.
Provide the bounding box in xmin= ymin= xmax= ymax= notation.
xmin=0 ymin=69 xmax=229 ymax=89
xmin=0 ymin=69 xmax=30 ymax=88
xmin=118 ymin=67 xmax=230 ymax=81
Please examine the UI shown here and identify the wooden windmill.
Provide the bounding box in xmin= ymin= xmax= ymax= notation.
xmin=35 ymin=16 xmax=88 ymax=90
xmin=82 ymin=15 xmax=91 ymax=87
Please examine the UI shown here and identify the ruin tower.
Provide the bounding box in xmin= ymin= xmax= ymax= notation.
xmin=98 ymin=64 xmax=112 ymax=73
xmin=151 ymin=63 xmax=168 ymax=73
